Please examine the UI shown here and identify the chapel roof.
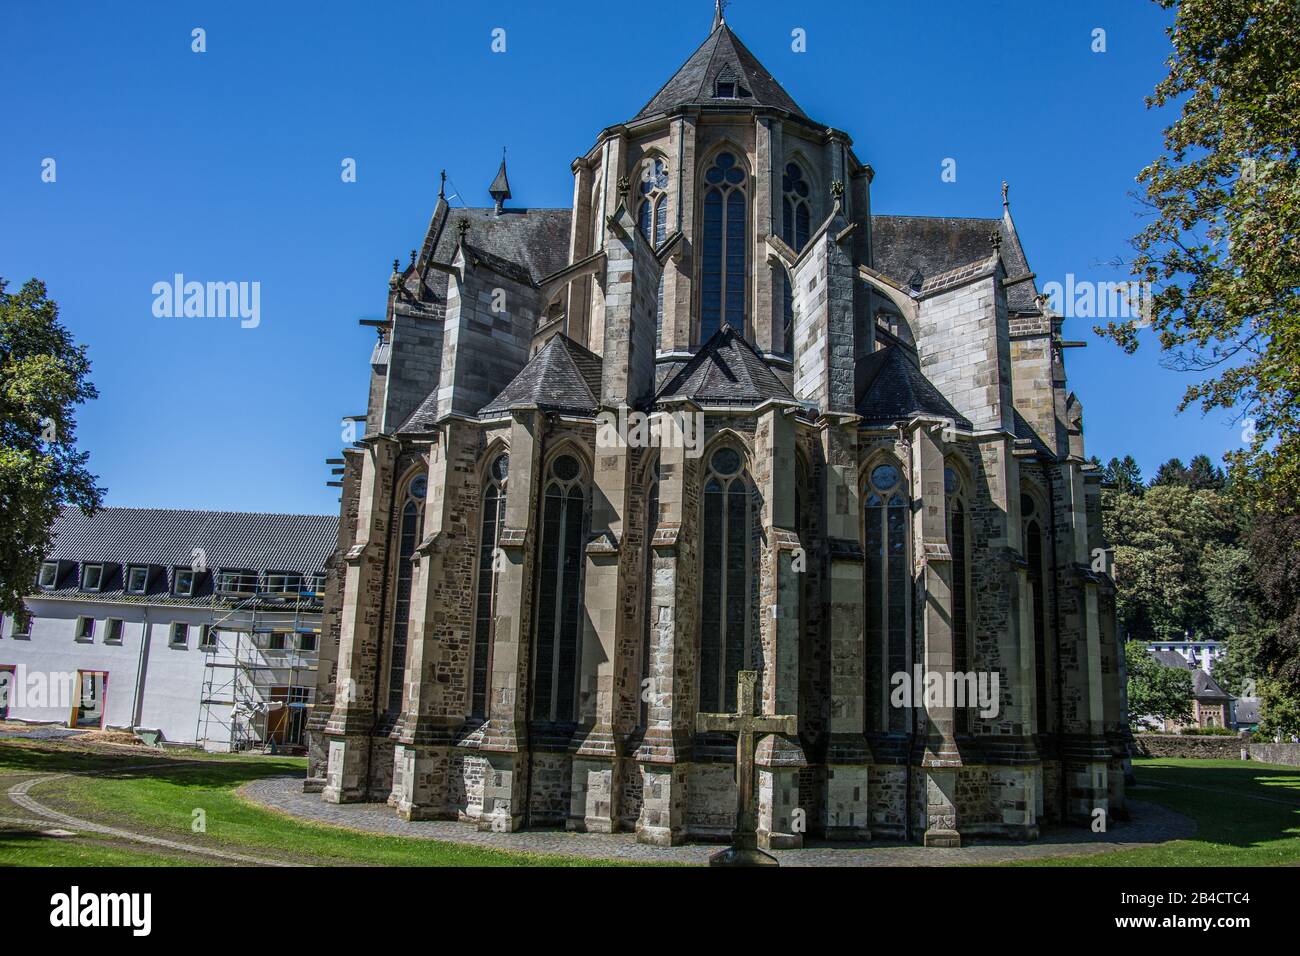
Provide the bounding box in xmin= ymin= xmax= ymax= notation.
xmin=633 ymin=22 xmax=807 ymax=122
xmin=478 ymin=333 xmax=604 ymax=418
xmin=855 ymin=344 xmax=972 ymax=429
xmin=655 ymin=321 xmax=796 ymax=406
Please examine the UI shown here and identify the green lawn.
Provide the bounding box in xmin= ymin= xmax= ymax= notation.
xmin=0 ymin=740 xmax=618 ymax=867
xmin=1019 ymin=757 xmax=1300 ymax=866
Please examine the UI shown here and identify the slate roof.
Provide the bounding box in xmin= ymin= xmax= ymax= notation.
xmin=871 ymin=214 xmax=1039 ymax=311
xmin=43 ymin=507 xmax=338 ymax=575
xmin=1150 ymin=648 xmax=1195 ymax=670
xmin=479 ymin=333 xmax=604 ymax=417
xmin=856 ymin=345 xmax=972 ymax=429
xmin=655 ymin=322 xmax=795 ymax=406
xmin=634 ymin=23 xmax=807 ymax=121
xmin=1192 ymin=668 xmax=1231 ymax=702
xmin=1234 ymin=698 xmax=1260 ymax=724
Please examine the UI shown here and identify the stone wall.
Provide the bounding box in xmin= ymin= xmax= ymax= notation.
xmin=1248 ymin=742 xmax=1300 ymax=767
xmin=1131 ymin=734 xmax=1244 ymax=759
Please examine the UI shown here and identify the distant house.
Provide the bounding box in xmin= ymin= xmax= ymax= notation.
xmin=1233 ymin=697 xmax=1261 ymax=733
xmin=1146 ymin=648 xmax=1234 ymax=732
xmin=0 ymin=507 xmax=337 ymax=751
xmin=1146 ymin=637 xmax=1226 ymax=675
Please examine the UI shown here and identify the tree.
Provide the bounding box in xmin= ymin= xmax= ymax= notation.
xmin=1249 ymin=502 xmax=1300 ymax=690
xmin=1187 ymin=453 xmax=1227 ymax=491
xmin=0 ymin=278 xmax=103 ymax=616
xmin=1151 ymin=457 xmax=1190 ymax=488
xmin=1104 ymin=454 xmax=1145 ymax=496
xmin=1125 ymin=640 xmax=1193 ymax=728
xmin=1099 ymin=0 xmax=1300 ymax=502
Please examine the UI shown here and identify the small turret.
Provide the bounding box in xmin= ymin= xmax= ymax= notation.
xmin=489 ymin=151 xmax=511 ymax=215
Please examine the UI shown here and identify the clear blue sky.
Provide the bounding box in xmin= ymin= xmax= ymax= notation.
xmin=1 ymin=0 xmax=1239 ymax=516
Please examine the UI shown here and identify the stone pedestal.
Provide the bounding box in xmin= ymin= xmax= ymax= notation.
xmin=390 ymin=742 xmax=455 ymax=821
xmin=322 ymin=734 xmax=371 ymax=804
xmin=636 ymin=762 xmax=688 ymax=846
xmin=479 ymin=750 xmax=529 ymax=833
xmin=568 ymin=753 xmax=621 ymax=833
xmin=922 ymin=768 xmax=962 ymax=848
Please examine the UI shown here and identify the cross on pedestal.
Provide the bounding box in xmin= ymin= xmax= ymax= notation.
xmin=696 ymin=670 xmax=797 ymax=866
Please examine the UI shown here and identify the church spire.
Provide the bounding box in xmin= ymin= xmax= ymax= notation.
xmin=713 ymin=0 xmax=726 ymax=31
xmin=489 ymin=149 xmax=511 ymax=215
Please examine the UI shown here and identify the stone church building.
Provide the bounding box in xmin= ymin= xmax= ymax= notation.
xmin=306 ymin=10 xmax=1128 ymax=848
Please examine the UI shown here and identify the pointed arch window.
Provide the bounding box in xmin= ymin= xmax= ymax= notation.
xmin=638 ymin=158 xmax=670 ymax=349
xmin=532 ymin=453 xmax=588 ymax=723
xmin=1022 ymin=492 xmax=1049 ymax=734
xmin=947 ymin=466 xmax=971 ymax=734
xmin=864 ymin=461 xmax=909 ymax=733
xmin=700 ymin=152 xmax=748 ymax=344
xmin=387 ymin=472 xmax=426 ymax=712
xmin=471 ymin=453 xmax=509 ymax=718
xmin=700 ymin=446 xmax=758 ymax=713
xmin=781 ymin=162 xmax=812 ymax=355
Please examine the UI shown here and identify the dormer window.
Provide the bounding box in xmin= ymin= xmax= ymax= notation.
xmin=713 ymin=69 xmax=750 ymax=100
xmin=38 ymin=562 xmax=59 ymax=589
xmin=173 ymin=568 xmax=196 ymax=597
xmin=126 ymin=566 xmax=149 ymax=594
xmin=81 ymin=564 xmax=105 ymax=592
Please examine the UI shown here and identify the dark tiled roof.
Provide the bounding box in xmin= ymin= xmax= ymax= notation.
xmin=634 ymin=24 xmax=807 ymax=121
xmin=855 ymin=345 xmax=971 ymax=429
xmin=44 ymin=507 xmax=338 ymax=575
xmin=479 ymin=334 xmax=604 ymax=417
xmin=1192 ymin=669 xmax=1231 ymax=701
xmin=1234 ymin=698 xmax=1260 ymax=723
xmin=871 ymin=214 xmax=1039 ymax=311
xmin=1149 ymin=648 xmax=1195 ymax=670
xmin=655 ymin=323 xmax=794 ymax=406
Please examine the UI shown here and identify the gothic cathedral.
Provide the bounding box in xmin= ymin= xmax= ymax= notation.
xmin=306 ymin=11 xmax=1128 ymax=849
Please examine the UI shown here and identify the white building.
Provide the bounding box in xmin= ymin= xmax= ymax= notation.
xmin=0 ymin=507 xmax=336 ymax=751
xmin=1147 ymin=638 xmax=1226 ymax=675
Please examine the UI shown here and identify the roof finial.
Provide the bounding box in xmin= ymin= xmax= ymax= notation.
xmin=489 ymin=147 xmax=511 ymax=215
xmin=713 ymin=0 xmax=727 ymax=31
xmin=1001 ymin=180 xmax=1009 ymax=208
xmin=439 ymin=169 xmax=446 ymax=200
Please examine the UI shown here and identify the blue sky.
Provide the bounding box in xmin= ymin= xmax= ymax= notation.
xmin=1 ymin=0 xmax=1240 ymax=516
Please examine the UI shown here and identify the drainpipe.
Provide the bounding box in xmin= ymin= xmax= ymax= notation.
xmin=131 ymin=607 xmax=151 ymax=727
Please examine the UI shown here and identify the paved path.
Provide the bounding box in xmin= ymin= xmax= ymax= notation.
xmin=7 ymin=770 xmax=301 ymax=867
xmin=242 ymin=776 xmax=1196 ymax=866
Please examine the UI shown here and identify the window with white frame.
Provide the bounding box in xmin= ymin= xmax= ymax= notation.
xmin=75 ymin=616 xmax=95 ymax=642
xmin=105 ymin=618 xmax=124 ymax=644
xmin=198 ymin=624 xmax=216 ymax=649
xmin=170 ymin=622 xmax=189 ymax=647
xmin=126 ymin=566 xmax=149 ymax=594
xmin=81 ymin=564 xmax=105 ymax=592
xmin=173 ymin=568 xmax=196 ymax=597
xmin=38 ymin=562 xmax=59 ymax=589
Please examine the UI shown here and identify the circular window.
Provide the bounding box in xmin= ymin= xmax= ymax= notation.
xmin=711 ymin=447 xmax=742 ymax=477
xmin=409 ymin=475 xmax=427 ymax=500
xmin=944 ymin=467 xmax=959 ymax=495
xmin=552 ymin=454 xmax=580 ymax=482
xmin=491 ymin=454 xmax=510 ymax=483
xmin=870 ymin=464 xmax=900 ymax=491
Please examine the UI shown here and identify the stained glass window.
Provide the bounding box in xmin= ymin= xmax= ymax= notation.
xmin=701 ymin=152 xmax=747 ymax=344
xmin=532 ymin=454 xmax=587 ymax=722
xmin=471 ymin=453 xmax=509 ymax=718
xmin=387 ymin=478 xmax=424 ymax=713
xmin=864 ymin=460 xmax=909 ymax=733
xmin=700 ymin=448 xmax=757 ymax=713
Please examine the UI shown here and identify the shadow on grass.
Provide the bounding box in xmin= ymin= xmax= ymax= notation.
xmin=1132 ymin=759 xmax=1300 ymax=851
xmin=0 ymin=740 xmax=303 ymax=789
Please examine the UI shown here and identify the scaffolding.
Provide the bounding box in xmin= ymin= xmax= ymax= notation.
xmin=195 ymin=574 xmax=325 ymax=753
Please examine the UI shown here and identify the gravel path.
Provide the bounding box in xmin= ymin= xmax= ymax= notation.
xmin=242 ymin=776 xmax=1196 ymax=866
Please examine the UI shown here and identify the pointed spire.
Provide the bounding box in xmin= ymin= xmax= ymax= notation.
xmin=489 ymin=148 xmax=511 ymax=214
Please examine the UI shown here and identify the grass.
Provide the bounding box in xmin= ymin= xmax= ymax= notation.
xmin=0 ymin=740 xmax=620 ymax=867
xmin=1019 ymin=757 xmax=1300 ymax=866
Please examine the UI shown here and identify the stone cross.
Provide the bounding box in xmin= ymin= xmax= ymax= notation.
xmin=696 ymin=670 xmax=797 ymax=865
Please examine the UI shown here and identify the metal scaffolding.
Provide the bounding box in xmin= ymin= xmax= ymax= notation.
xmin=195 ymin=575 xmax=324 ymax=752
